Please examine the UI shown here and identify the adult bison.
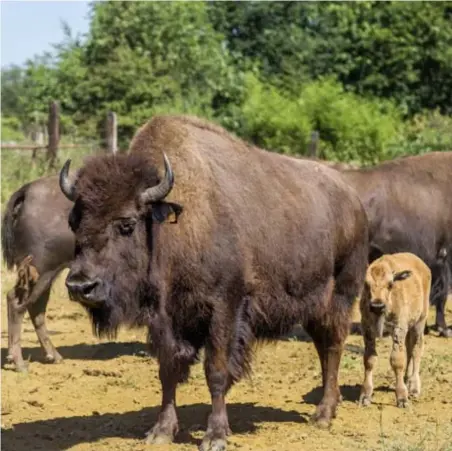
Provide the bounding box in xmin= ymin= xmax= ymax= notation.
xmin=341 ymin=152 xmax=452 ymax=337
xmin=59 ymin=115 xmax=368 ymax=450
xmin=2 ymin=176 xmax=74 ymax=371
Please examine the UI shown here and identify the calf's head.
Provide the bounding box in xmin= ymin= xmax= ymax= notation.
xmin=364 ymin=260 xmax=412 ymax=337
xmin=59 ymin=153 xmax=181 ymax=336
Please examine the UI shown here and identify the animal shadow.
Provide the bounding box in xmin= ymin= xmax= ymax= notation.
xmin=1 ymin=402 xmax=307 ymax=450
xmin=302 ymin=384 xmax=362 ymax=405
xmin=1 ymin=341 xmax=151 ymax=368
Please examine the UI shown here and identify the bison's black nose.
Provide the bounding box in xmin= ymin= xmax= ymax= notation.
xmin=66 ymin=274 xmax=102 ymax=305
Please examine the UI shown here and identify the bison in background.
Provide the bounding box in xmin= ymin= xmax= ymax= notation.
xmin=341 ymin=152 xmax=452 ymax=337
xmin=59 ymin=115 xmax=369 ymax=450
xmin=1 ymin=176 xmax=74 ymax=371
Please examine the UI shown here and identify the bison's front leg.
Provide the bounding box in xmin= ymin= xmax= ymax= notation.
xmin=200 ymin=340 xmax=231 ymax=451
xmin=145 ymin=363 xmax=183 ymax=444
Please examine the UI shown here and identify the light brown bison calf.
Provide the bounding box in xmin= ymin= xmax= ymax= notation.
xmin=359 ymin=252 xmax=431 ymax=408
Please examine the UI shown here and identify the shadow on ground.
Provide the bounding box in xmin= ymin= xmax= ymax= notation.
xmin=1 ymin=402 xmax=308 ymax=450
xmin=302 ymin=384 xmax=362 ymax=405
xmin=1 ymin=341 xmax=150 ymax=368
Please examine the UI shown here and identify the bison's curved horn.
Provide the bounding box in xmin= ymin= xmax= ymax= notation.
xmin=59 ymin=159 xmax=78 ymax=202
xmin=140 ymin=153 xmax=174 ymax=204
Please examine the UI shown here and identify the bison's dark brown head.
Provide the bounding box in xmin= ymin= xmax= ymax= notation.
xmin=59 ymin=153 xmax=181 ymax=337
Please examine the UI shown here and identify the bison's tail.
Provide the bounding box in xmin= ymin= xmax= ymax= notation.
xmin=1 ymin=183 xmax=30 ymax=270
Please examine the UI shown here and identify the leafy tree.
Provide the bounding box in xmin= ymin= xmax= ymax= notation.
xmin=208 ymin=1 xmax=452 ymax=114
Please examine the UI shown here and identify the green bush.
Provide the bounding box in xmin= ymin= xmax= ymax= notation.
xmin=236 ymin=74 xmax=404 ymax=165
xmin=300 ymin=78 xmax=403 ymax=165
xmin=1 ymin=117 xmax=25 ymax=142
xmin=1 ymin=146 xmax=94 ymax=209
xmin=239 ymin=73 xmax=312 ymax=155
xmin=389 ymin=110 xmax=452 ymax=157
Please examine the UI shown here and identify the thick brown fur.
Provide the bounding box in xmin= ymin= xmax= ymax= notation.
xmin=359 ymin=253 xmax=431 ymax=408
xmin=64 ymin=115 xmax=369 ymax=449
xmin=2 ymin=176 xmax=74 ymax=371
xmin=341 ymin=152 xmax=452 ymax=336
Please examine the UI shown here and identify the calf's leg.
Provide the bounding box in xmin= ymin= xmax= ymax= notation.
xmin=406 ymin=322 xmax=425 ymax=399
xmin=6 ymin=287 xmax=27 ymax=372
xmin=390 ymin=326 xmax=409 ymax=407
xmin=359 ymin=327 xmax=377 ymax=406
xmin=28 ymin=286 xmax=62 ymax=363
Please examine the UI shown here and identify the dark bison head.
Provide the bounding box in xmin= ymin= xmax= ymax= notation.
xmin=59 ymin=153 xmax=181 ymax=336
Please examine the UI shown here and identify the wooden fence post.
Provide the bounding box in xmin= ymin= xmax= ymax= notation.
xmin=308 ymin=130 xmax=319 ymax=158
xmin=106 ymin=111 xmax=118 ymax=154
xmin=31 ymin=128 xmax=44 ymax=163
xmin=47 ymin=100 xmax=60 ymax=166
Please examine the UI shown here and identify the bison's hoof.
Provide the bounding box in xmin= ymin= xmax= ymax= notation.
xmin=359 ymin=394 xmax=372 ymax=407
xmin=407 ymin=382 xmax=421 ymax=399
xmin=396 ymin=398 xmax=409 ymax=408
xmin=11 ymin=360 xmax=28 ymax=373
xmin=199 ymin=436 xmax=227 ymax=451
xmin=439 ymin=328 xmax=452 ymax=338
xmin=44 ymin=353 xmax=63 ymax=364
xmin=310 ymin=406 xmax=333 ymax=429
xmin=5 ymin=354 xmax=14 ymax=364
xmin=145 ymin=430 xmax=174 ymax=445
xmin=145 ymin=421 xmax=177 ymax=445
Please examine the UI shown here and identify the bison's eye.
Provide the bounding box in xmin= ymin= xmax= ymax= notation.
xmin=388 ymin=281 xmax=394 ymax=289
xmin=116 ymin=219 xmax=136 ymax=236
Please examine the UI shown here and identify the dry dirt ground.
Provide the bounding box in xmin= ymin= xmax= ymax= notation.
xmin=2 ymin=268 xmax=452 ymax=451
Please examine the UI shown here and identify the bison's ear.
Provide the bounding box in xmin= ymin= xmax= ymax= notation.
xmin=393 ymin=270 xmax=412 ymax=282
xmin=152 ymin=202 xmax=183 ymax=224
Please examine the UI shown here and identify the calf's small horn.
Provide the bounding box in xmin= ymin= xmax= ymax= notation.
xmin=140 ymin=153 xmax=174 ymax=204
xmin=59 ymin=159 xmax=78 ymax=202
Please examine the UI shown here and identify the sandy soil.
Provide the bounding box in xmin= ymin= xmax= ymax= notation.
xmin=2 ymin=268 xmax=452 ymax=451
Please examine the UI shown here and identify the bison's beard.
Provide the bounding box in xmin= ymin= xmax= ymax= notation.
xmin=82 ymin=280 xmax=156 ymax=339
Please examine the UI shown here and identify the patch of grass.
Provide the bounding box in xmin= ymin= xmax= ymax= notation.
xmin=341 ymin=352 xmax=361 ymax=371
xmin=375 ymin=409 xmax=452 ymax=451
xmin=1 ymin=145 xmax=97 ymax=209
xmin=378 ymin=438 xmax=452 ymax=451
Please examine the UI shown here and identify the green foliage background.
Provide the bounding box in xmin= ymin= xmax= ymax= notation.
xmin=2 ymin=1 xmax=452 ymax=170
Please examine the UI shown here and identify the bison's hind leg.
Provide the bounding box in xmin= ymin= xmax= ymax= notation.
xmin=308 ymin=241 xmax=367 ymax=428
